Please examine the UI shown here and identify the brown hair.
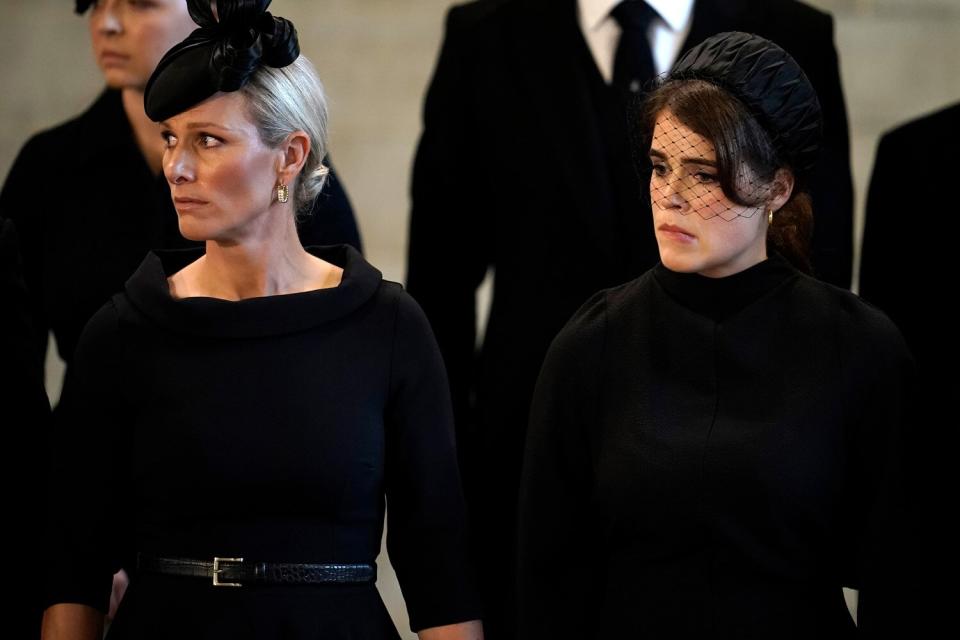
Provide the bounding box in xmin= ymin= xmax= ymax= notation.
xmin=643 ymin=79 xmax=813 ymax=274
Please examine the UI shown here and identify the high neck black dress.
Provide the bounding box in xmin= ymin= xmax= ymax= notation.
xmin=519 ymin=255 xmax=914 ymax=638
xmin=45 ymin=245 xmax=479 ymax=638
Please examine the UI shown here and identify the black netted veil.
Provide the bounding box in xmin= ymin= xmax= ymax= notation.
xmin=630 ymin=32 xmax=823 ymax=222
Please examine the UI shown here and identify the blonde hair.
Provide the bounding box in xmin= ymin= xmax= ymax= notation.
xmin=240 ymin=56 xmax=329 ymax=215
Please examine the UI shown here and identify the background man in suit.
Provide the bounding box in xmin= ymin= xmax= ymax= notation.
xmin=860 ymin=101 xmax=958 ymax=394
xmin=407 ymin=1 xmax=852 ymax=636
xmin=859 ymin=102 xmax=957 ymax=627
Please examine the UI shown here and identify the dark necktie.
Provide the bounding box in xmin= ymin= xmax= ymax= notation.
xmin=611 ymin=0 xmax=659 ymax=94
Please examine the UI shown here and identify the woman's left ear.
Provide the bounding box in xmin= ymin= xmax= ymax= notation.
xmin=768 ymin=168 xmax=795 ymax=211
xmin=276 ymin=131 xmax=311 ymax=186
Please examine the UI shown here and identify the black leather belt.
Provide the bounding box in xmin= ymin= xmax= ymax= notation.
xmin=136 ymin=553 xmax=377 ymax=587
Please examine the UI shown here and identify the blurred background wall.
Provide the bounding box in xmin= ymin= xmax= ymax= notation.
xmin=2 ymin=1 xmax=957 ymax=636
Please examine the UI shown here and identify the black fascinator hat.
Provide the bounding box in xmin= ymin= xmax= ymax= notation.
xmin=667 ymin=31 xmax=822 ymax=179
xmin=143 ymin=0 xmax=299 ymax=122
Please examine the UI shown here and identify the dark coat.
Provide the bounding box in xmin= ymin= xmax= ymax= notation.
xmin=860 ymin=102 xmax=960 ymax=383
xmin=0 ymin=89 xmax=362 ymax=369
xmin=858 ymin=102 xmax=959 ymax=629
xmin=407 ymin=1 xmax=852 ymax=635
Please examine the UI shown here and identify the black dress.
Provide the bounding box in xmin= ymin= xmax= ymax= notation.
xmin=45 ymin=245 xmax=480 ymax=638
xmin=0 ymin=89 xmax=362 ymax=368
xmin=518 ymin=255 xmax=913 ymax=639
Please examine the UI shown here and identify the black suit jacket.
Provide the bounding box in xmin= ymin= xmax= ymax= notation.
xmin=859 ymin=105 xmax=957 ymax=632
xmin=408 ymin=0 xmax=852 ymax=489
xmin=860 ymin=102 xmax=959 ymax=381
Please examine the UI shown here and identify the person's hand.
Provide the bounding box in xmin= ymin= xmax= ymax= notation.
xmin=107 ymin=569 xmax=129 ymax=620
xmin=418 ymin=620 xmax=483 ymax=640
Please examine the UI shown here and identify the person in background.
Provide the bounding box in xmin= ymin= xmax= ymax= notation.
xmin=858 ymin=101 xmax=958 ymax=631
xmin=860 ymin=101 xmax=959 ymax=401
xmin=519 ymin=31 xmax=912 ymax=639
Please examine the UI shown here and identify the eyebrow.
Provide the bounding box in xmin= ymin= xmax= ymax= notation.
xmin=648 ymin=148 xmax=717 ymax=167
xmin=158 ymin=121 xmax=237 ymax=132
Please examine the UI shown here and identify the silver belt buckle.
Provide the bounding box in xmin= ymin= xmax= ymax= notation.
xmin=212 ymin=557 xmax=244 ymax=587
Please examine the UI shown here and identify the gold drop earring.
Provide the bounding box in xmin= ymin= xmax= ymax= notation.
xmin=277 ymin=182 xmax=289 ymax=204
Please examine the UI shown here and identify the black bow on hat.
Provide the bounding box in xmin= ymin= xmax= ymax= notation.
xmin=143 ymin=0 xmax=299 ymax=122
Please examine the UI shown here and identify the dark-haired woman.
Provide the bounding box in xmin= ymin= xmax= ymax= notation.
xmin=0 ymin=0 xmax=360 ymax=382
xmin=518 ymin=32 xmax=913 ymax=639
xmin=41 ymin=2 xmax=480 ymax=639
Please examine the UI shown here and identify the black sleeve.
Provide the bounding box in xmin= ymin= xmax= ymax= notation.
xmin=807 ymin=13 xmax=854 ymax=289
xmin=858 ymin=134 xmax=902 ymax=322
xmin=0 ymin=217 xmax=46 ymax=405
xmin=840 ymin=306 xmax=917 ymax=636
xmin=860 ymin=107 xmax=959 ymax=360
xmin=0 ymin=135 xmax=51 ymax=365
xmin=518 ymin=292 xmax=607 ymax=640
xmin=296 ymin=157 xmax=363 ymax=253
xmin=0 ymin=217 xmax=51 ymax=636
xmin=384 ymin=290 xmax=481 ymax=632
xmin=406 ymin=6 xmax=493 ymax=430
xmin=860 ymin=122 xmax=947 ymax=633
xmin=43 ymin=302 xmax=129 ymax=613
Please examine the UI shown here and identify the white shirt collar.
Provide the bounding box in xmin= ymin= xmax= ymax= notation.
xmin=578 ymin=0 xmax=694 ymax=32
xmin=579 ymin=0 xmax=620 ymax=32
xmin=646 ymin=0 xmax=695 ymax=32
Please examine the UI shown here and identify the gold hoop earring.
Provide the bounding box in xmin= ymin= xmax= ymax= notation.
xmin=277 ymin=182 xmax=289 ymax=204
xmin=767 ymin=209 xmax=774 ymax=225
